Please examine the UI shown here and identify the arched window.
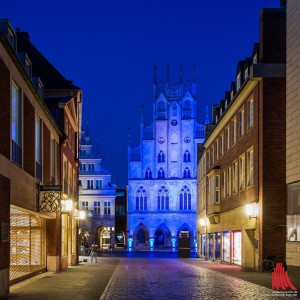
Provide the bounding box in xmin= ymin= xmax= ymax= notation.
xmin=179 ymin=185 xmax=192 ymax=210
xmin=145 ymin=167 xmax=152 ymax=179
xmin=135 ymin=186 xmax=147 ymax=210
xmin=157 ymin=186 xmax=169 ymax=210
xmin=183 ymin=167 xmax=191 ymax=178
xmin=158 ymin=167 xmax=165 ymax=179
xmin=158 ymin=150 xmax=165 ymax=163
xmin=183 ymin=150 xmax=191 ymax=162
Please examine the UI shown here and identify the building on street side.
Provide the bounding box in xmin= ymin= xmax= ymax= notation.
xmin=197 ymin=6 xmax=286 ymax=270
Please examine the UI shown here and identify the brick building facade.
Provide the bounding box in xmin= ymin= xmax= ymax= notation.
xmin=0 ymin=20 xmax=82 ymax=297
xmin=197 ymin=7 xmax=286 ymax=270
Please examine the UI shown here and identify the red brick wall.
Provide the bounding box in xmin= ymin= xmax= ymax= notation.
xmin=260 ymin=78 xmax=286 ymax=259
xmin=23 ymin=96 xmax=35 ymax=177
xmin=43 ymin=124 xmax=51 ymax=183
xmin=260 ymin=8 xmax=286 ymax=63
xmin=0 ymin=175 xmax=10 ymax=270
xmin=0 ymin=58 xmax=10 ymax=159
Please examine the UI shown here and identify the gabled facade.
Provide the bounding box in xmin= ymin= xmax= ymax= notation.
xmin=197 ymin=7 xmax=286 ymax=270
xmin=127 ymin=66 xmax=205 ymax=251
xmin=78 ymin=129 xmax=116 ymax=250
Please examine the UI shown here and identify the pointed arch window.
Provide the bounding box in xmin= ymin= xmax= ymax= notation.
xmin=183 ymin=150 xmax=191 ymax=162
xmin=179 ymin=185 xmax=192 ymax=210
xmin=135 ymin=186 xmax=147 ymax=210
xmin=158 ymin=150 xmax=165 ymax=163
xmin=145 ymin=167 xmax=152 ymax=179
xmin=183 ymin=167 xmax=191 ymax=178
xmin=157 ymin=186 xmax=169 ymax=210
xmin=158 ymin=167 xmax=165 ymax=179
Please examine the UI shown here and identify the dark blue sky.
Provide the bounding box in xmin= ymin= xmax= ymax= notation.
xmin=2 ymin=0 xmax=280 ymax=188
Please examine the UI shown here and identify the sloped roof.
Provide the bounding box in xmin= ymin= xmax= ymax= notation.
xmin=17 ymin=31 xmax=80 ymax=90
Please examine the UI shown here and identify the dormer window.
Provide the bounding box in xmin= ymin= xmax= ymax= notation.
xmin=244 ymin=68 xmax=248 ymax=79
xmin=220 ymin=108 xmax=223 ymax=116
xmin=215 ymin=116 xmax=218 ymax=123
xmin=225 ymin=100 xmax=228 ymax=109
xmin=25 ymin=58 xmax=32 ymax=77
xmin=8 ymin=26 xmax=15 ymax=48
xmin=253 ymin=54 xmax=257 ymax=64
xmin=236 ymin=73 xmax=241 ymax=91
xmin=231 ymin=91 xmax=234 ymax=100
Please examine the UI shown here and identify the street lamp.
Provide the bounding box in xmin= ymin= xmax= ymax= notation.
xmin=245 ymin=203 xmax=258 ymax=219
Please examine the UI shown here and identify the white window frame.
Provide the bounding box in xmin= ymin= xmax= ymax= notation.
xmin=232 ymin=118 xmax=237 ymax=145
xmin=247 ymin=148 xmax=254 ymax=187
xmin=248 ymin=99 xmax=254 ymax=129
xmin=239 ymin=108 xmax=245 ymax=137
xmin=239 ymin=155 xmax=245 ymax=190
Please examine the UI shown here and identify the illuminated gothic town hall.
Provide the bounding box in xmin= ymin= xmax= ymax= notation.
xmin=127 ymin=66 xmax=205 ymax=251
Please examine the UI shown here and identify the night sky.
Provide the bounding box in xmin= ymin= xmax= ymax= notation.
xmin=2 ymin=0 xmax=280 ymax=188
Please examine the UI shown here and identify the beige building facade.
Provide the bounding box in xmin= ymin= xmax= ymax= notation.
xmin=286 ymin=0 xmax=300 ymax=277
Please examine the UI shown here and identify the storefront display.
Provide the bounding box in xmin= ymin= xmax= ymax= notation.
xmin=233 ymin=231 xmax=242 ymax=265
xmin=222 ymin=231 xmax=231 ymax=262
xmin=10 ymin=208 xmax=46 ymax=282
xmin=214 ymin=232 xmax=221 ymax=260
xmin=208 ymin=233 xmax=213 ymax=259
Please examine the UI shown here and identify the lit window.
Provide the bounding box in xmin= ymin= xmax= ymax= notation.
xmin=12 ymin=82 xmax=22 ymax=166
xmin=222 ymin=171 xmax=226 ymax=199
xmin=226 ymin=126 xmax=230 ymax=151
xmin=227 ymin=166 xmax=232 ymax=196
xmin=247 ymin=148 xmax=254 ymax=187
xmin=208 ymin=175 xmax=220 ymax=204
xmin=248 ymin=99 xmax=254 ymax=129
xmin=239 ymin=155 xmax=245 ymax=190
xmin=233 ymin=161 xmax=238 ymax=194
xmin=232 ymin=118 xmax=237 ymax=145
xmin=239 ymin=109 xmax=244 ymax=137
xmin=231 ymin=91 xmax=234 ymax=100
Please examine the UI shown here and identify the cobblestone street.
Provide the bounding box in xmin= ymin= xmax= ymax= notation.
xmin=101 ymin=257 xmax=294 ymax=300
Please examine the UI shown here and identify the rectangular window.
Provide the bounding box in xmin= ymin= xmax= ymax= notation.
xmin=227 ymin=166 xmax=232 ymax=196
xmin=96 ymin=179 xmax=103 ymax=189
xmin=226 ymin=126 xmax=230 ymax=151
xmin=104 ymin=201 xmax=111 ymax=215
xmin=81 ymin=201 xmax=88 ymax=211
xmin=215 ymin=140 xmax=219 ymax=162
xmin=12 ymin=82 xmax=22 ymax=166
xmin=239 ymin=109 xmax=244 ymax=137
xmin=211 ymin=145 xmax=214 ymax=166
xmin=239 ymin=155 xmax=245 ymax=190
xmin=88 ymin=163 xmax=95 ymax=171
xmin=222 ymin=171 xmax=226 ymax=199
xmin=79 ymin=163 xmax=86 ymax=171
xmin=232 ymin=118 xmax=237 ymax=145
xmin=287 ymin=183 xmax=300 ymax=241
xmin=94 ymin=201 xmax=100 ymax=215
xmin=51 ymin=139 xmax=56 ymax=184
xmin=215 ymin=175 xmax=220 ymax=203
xmin=236 ymin=73 xmax=241 ymax=91
xmin=35 ymin=116 xmax=42 ymax=180
xmin=247 ymin=148 xmax=254 ymax=187
xmin=244 ymin=68 xmax=248 ymax=79
xmin=87 ymin=179 xmax=94 ymax=189
xmin=220 ymin=134 xmax=224 ymax=156
xmin=233 ymin=161 xmax=238 ymax=194
xmin=248 ymin=99 xmax=254 ymax=129
xmin=207 ymin=152 xmax=210 ymax=170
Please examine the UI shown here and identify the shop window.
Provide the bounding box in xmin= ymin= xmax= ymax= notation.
xmin=287 ymin=183 xmax=300 ymax=241
xmin=222 ymin=231 xmax=231 ymax=263
xmin=233 ymin=231 xmax=242 ymax=265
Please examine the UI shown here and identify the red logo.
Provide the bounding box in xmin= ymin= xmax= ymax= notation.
xmin=272 ymin=263 xmax=297 ymax=291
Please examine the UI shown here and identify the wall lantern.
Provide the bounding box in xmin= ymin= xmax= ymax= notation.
xmin=79 ymin=210 xmax=86 ymax=220
xmin=245 ymin=203 xmax=258 ymax=219
xmin=199 ymin=218 xmax=207 ymax=227
xmin=61 ymin=199 xmax=73 ymax=215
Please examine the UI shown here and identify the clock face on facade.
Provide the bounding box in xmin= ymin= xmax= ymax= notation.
xmin=171 ymin=119 xmax=178 ymax=126
xmin=158 ymin=137 xmax=165 ymax=144
xmin=184 ymin=136 xmax=191 ymax=143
